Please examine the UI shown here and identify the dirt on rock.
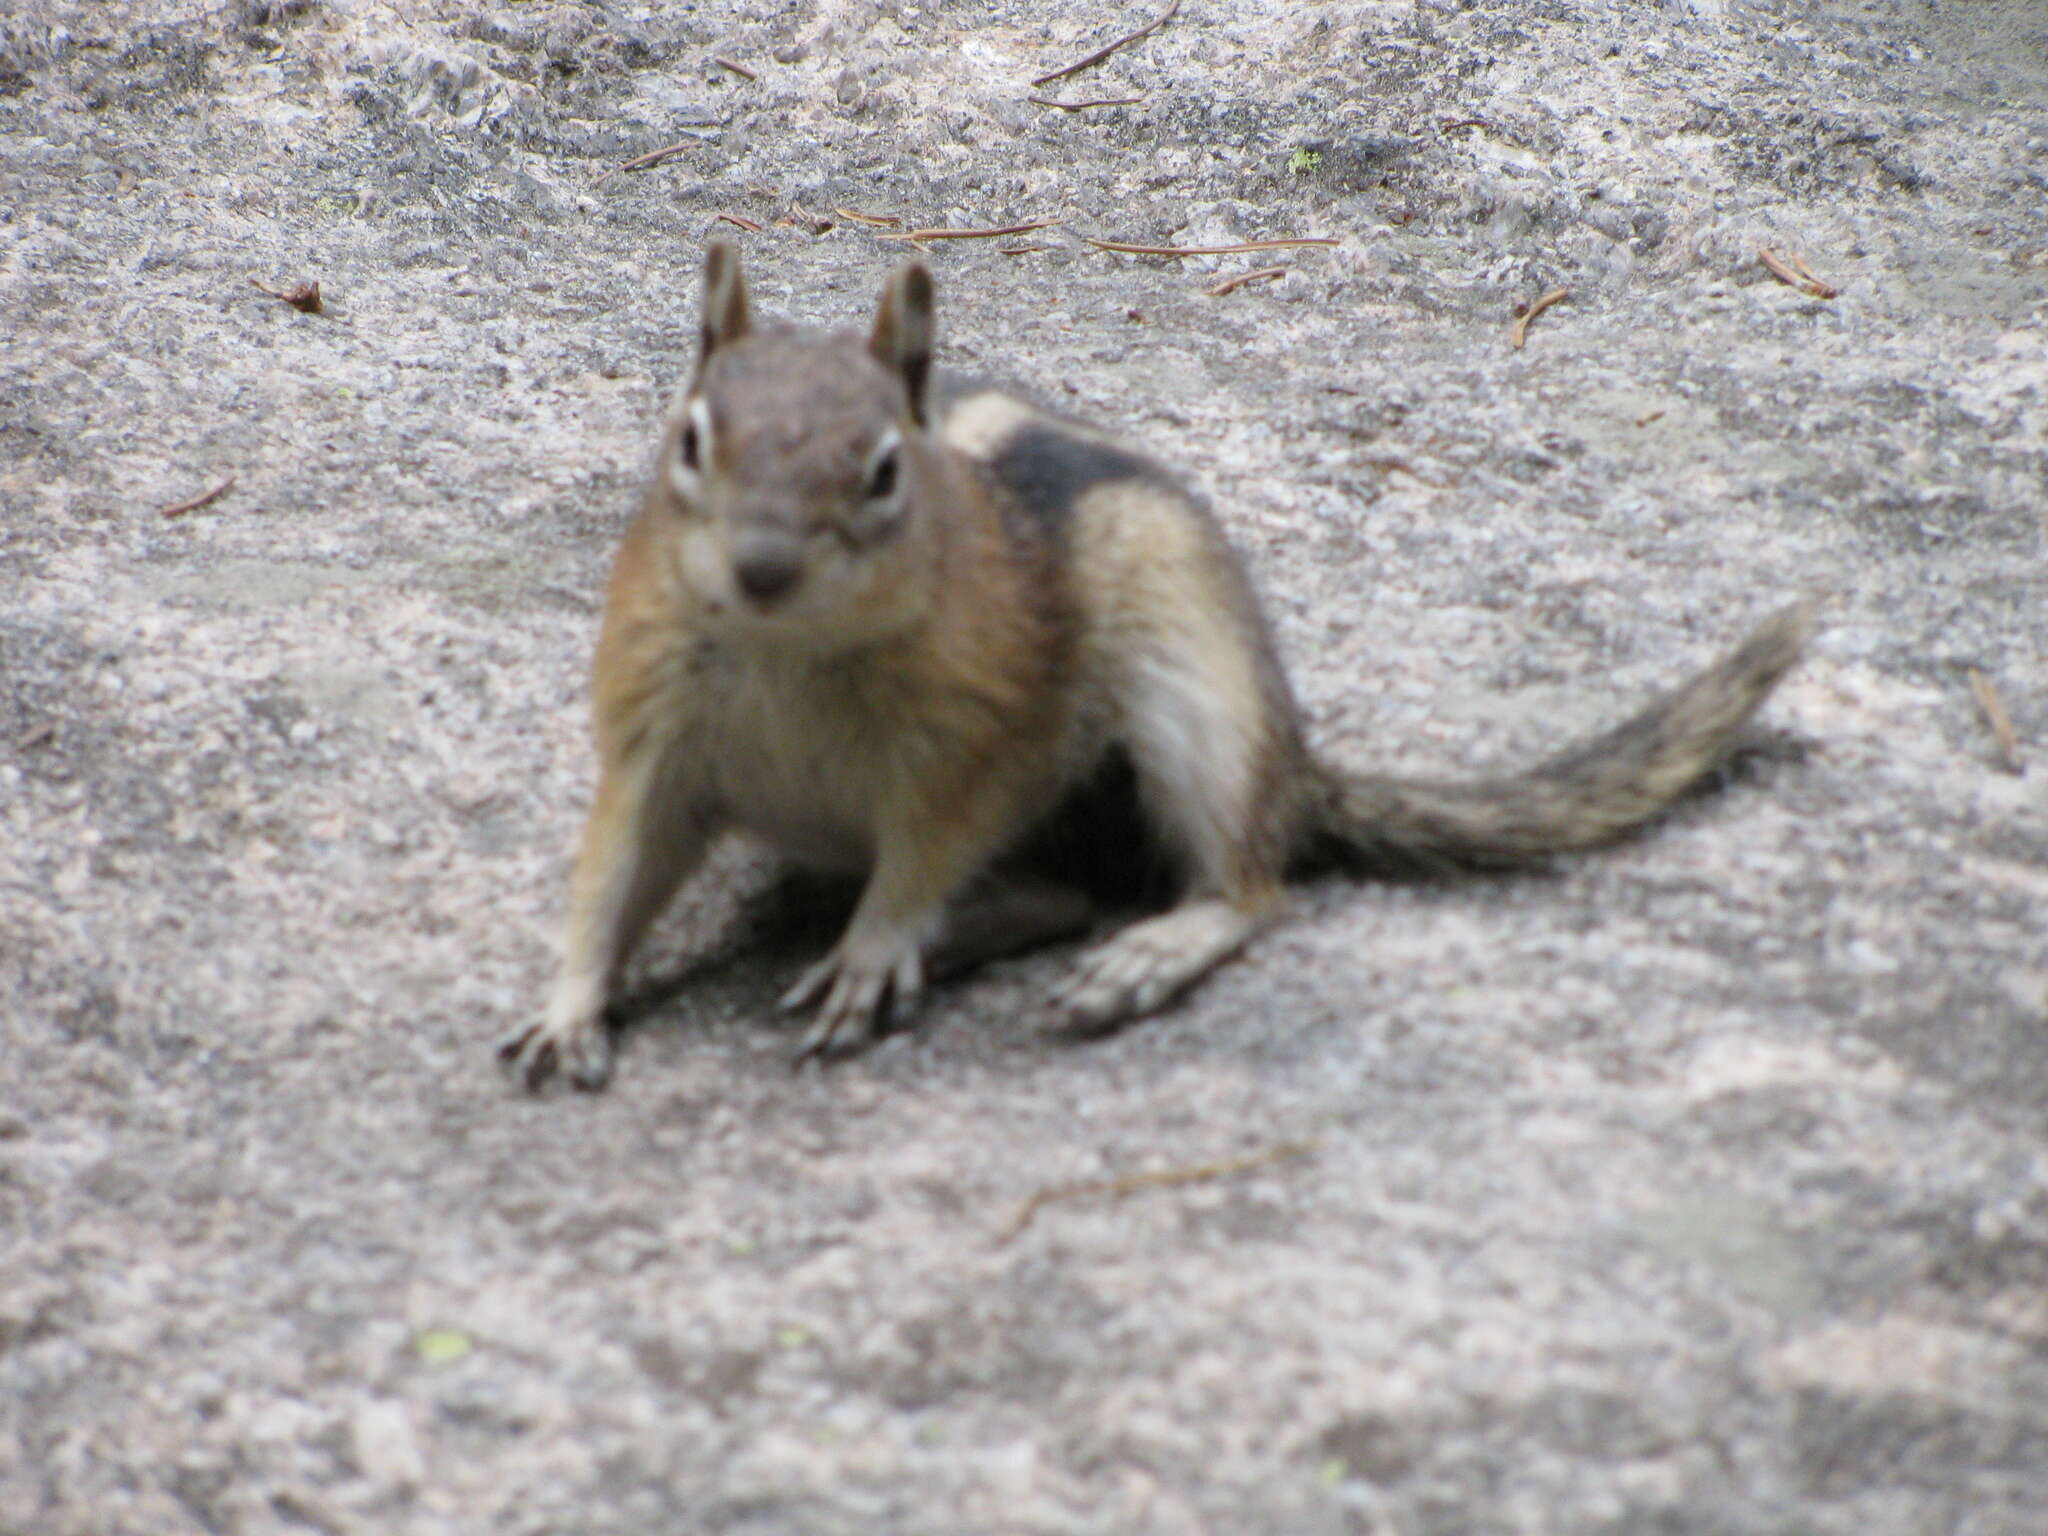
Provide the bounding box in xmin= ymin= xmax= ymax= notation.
xmin=3 ymin=2 xmax=2046 ymax=1532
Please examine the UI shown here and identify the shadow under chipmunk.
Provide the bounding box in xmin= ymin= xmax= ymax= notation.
xmin=591 ymin=723 xmax=1809 ymax=1069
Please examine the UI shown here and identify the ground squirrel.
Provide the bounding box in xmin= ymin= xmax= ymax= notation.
xmin=501 ymin=243 xmax=1812 ymax=1091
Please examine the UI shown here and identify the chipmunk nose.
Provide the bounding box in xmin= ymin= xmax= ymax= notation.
xmin=732 ymin=532 xmax=803 ymax=604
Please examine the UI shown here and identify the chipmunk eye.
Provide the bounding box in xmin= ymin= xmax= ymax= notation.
xmin=666 ymin=398 xmax=714 ymax=505
xmin=675 ymin=396 xmax=713 ymax=478
xmin=866 ymin=446 xmax=898 ymax=501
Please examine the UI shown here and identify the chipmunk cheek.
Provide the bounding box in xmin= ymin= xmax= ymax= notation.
xmin=676 ymin=525 xmax=732 ymax=607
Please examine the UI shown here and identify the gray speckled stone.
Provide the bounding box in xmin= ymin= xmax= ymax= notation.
xmin=2 ymin=1 xmax=2045 ymax=1532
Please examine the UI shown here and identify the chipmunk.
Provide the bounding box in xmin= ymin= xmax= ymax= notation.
xmin=500 ymin=242 xmax=1812 ymax=1091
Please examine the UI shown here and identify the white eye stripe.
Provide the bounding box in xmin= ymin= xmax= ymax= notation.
xmin=687 ymin=397 xmax=714 ymax=465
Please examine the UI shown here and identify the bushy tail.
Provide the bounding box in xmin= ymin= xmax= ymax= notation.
xmin=1301 ymin=602 xmax=1815 ymax=874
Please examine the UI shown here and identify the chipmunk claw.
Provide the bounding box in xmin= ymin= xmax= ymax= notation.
xmin=786 ymin=942 xmax=925 ymax=1065
xmin=498 ymin=1012 xmax=614 ymax=1093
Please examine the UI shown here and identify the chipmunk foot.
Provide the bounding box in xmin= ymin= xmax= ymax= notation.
xmin=784 ymin=938 xmax=926 ymax=1064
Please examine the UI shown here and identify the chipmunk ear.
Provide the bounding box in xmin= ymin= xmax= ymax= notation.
xmin=699 ymin=241 xmax=752 ymax=361
xmin=869 ymin=260 xmax=934 ymax=425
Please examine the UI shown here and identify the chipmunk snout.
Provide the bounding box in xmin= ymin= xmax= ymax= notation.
xmin=732 ymin=530 xmax=804 ymax=604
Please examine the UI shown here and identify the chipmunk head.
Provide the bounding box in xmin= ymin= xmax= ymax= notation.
xmin=657 ymin=242 xmax=939 ymax=648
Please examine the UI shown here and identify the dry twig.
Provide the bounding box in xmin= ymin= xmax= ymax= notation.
xmin=248 ymin=278 xmax=322 ymax=313
xmin=1634 ymin=408 xmax=1666 ymax=428
xmin=1510 ymin=286 xmax=1569 ymax=349
xmin=714 ymin=56 xmax=758 ymax=81
xmin=1758 ymin=247 xmax=1838 ymax=299
xmin=158 ymin=475 xmax=237 ymax=520
xmin=997 ymin=244 xmax=1048 ymax=256
xmin=1031 ymin=1 xmax=1180 ymax=88
xmin=879 ymin=218 xmax=1064 ymax=243
xmin=595 ymin=139 xmax=700 ymax=188
xmin=1787 ymin=251 xmax=1834 ymax=292
xmin=1969 ymin=668 xmax=2024 ymax=773
xmin=1205 ymin=264 xmax=1288 ymax=296
xmin=1085 ymin=235 xmax=1337 ymax=257
xmin=716 ymin=211 xmax=765 ymax=232
xmin=1028 ymin=95 xmax=1145 ymax=111
xmin=997 ymin=1141 xmax=1315 ymax=1245
xmin=1358 ymin=455 xmax=1454 ymax=489
xmin=834 ymin=207 xmax=902 ymax=226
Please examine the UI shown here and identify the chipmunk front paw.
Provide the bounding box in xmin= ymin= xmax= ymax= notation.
xmin=783 ymin=939 xmax=925 ymax=1064
xmin=498 ymin=1009 xmax=614 ymax=1092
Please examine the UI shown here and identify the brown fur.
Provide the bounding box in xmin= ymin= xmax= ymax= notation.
xmin=500 ymin=245 xmax=1813 ymax=1090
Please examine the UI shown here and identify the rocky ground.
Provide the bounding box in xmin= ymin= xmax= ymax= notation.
xmin=2 ymin=1 xmax=2045 ymax=1531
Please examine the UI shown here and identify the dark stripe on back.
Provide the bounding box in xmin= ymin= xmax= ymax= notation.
xmin=983 ymin=423 xmax=1165 ymax=538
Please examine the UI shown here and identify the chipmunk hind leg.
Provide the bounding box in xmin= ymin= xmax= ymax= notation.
xmin=1051 ymin=495 xmax=1299 ymax=1032
xmin=1050 ymin=671 xmax=1291 ymax=1031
